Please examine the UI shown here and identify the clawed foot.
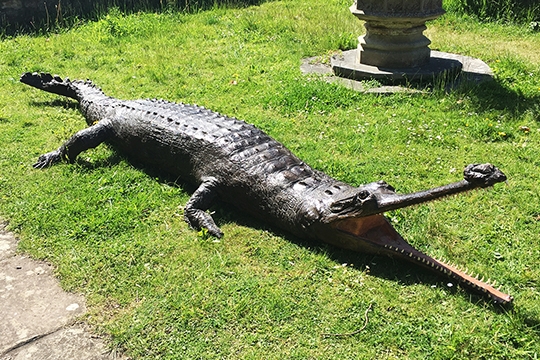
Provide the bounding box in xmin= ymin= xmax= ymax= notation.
xmin=206 ymin=226 xmax=224 ymax=239
xmin=184 ymin=212 xmax=224 ymax=239
xmin=464 ymin=163 xmax=507 ymax=187
xmin=188 ymin=221 xmax=224 ymax=239
xmin=33 ymin=150 xmax=63 ymax=169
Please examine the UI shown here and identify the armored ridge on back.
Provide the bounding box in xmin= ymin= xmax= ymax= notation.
xmin=21 ymin=72 xmax=513 ymax=305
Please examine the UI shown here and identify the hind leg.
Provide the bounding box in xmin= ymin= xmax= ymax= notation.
xmin=184 ymin=177 xmax=223 ymax=238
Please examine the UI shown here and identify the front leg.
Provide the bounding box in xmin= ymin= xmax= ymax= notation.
xmin=184 ymin=177 xmax=223 ymax=238
xmin=33 ymin=119 xmax=114 ymax=169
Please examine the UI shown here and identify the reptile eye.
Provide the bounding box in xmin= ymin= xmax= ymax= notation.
xmin=356 ymin=190 xmax=370 ymax=200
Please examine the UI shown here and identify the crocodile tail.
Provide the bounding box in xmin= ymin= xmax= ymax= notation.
xmin=20 ymin=72 xmax=79 ymax=100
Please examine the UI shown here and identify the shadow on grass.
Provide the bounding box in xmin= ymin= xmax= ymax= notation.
xmin=74 ymin=152 xmax=126 ymax=171
xmin=1 ymin=0 xmax=271 ymax=36
xmin=418 ymin=79 xmax=537 ymax=122
xmin=29 ymin=99 xmax=80 ymax=111
xmin=456 ymin=79 xmax=540 ymax=119
xmin=522 ymin=311 xmax=540 ymax=338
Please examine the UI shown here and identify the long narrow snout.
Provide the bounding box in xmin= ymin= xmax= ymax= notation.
xmin=372 ymin=163 xmax=507 ymax=216
xmin=325 ymin=164 xmax=507 ymax=224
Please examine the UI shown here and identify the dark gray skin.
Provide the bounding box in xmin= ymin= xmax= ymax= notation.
xmin=21 ymin=72 xmax=512 ymax=305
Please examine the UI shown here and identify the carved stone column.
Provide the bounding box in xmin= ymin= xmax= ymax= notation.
xmin=351 ymin=0 xmax=445 ymax=69
xmin=330 ymin=0 xmax=465 ymax=82
xmin=304 ymin=0 xmax=492 ymax=86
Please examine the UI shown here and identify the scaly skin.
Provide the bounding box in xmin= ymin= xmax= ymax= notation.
xmin=21 ymin=72 xmax=512 ymax=305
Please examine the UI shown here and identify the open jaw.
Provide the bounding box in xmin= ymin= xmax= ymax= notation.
xmin=319 ymin=163 xmax=512 ymax=305
xmin=330 ymin=214 xmax=513 ymax=305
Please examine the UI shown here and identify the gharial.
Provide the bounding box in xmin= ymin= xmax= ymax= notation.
xmin=20 ymin=72 xmax=512 ymax=305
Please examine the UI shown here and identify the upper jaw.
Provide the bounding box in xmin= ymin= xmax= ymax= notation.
xmin=327 ymin=163 xmax=507 ymax=221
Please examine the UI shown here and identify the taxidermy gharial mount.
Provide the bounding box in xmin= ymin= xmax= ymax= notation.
xmin=21 ymin=72 xmax=513 ymax=305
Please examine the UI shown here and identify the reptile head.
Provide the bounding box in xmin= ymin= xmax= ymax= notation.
xmin=309 ymin=163 xmax=512 ymax=305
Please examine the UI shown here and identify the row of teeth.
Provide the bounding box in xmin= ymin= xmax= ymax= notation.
xmin=383 ymin=244 xmax=510 ymax=303
xmin=384 ymin=244 xmax=451 ymax=275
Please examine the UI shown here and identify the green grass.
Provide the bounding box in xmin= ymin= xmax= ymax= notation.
xmin=444 ymin=0 xmax=540 ymax=24
xmin=1 ymin=1 xmax=540 ymax=358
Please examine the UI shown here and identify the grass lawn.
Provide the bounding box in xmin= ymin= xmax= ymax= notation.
xmin=1 ymin=0 xmax=539 ymax=358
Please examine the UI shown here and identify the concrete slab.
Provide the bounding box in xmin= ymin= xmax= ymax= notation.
xmin=0 ymin=221 xmax=17 ymax=260
xmin=0 ymin=221 xmax=123 ymax=359
xmin=1 ymin=324 xmax=119 ymax=360
xmin=0 ymin=256 xmax=86 ymax=354
xmin=300 ymin=50 xmax=493 ymax=93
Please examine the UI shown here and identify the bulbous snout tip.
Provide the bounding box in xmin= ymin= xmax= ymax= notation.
xmin=464 ymin=163 xmax=507 ymax=187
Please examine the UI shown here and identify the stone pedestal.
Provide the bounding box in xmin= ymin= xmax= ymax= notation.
xmin=331 ymin=0 xmax=460 ymax=82
xmin=351 ymin=0 xmax=445 ymax=69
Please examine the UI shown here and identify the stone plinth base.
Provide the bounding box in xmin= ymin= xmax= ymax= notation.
xmin=331 ymin=49 xmax=463 ymax=82
xmin=301 ymin=51 xmax=493 ymax=93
